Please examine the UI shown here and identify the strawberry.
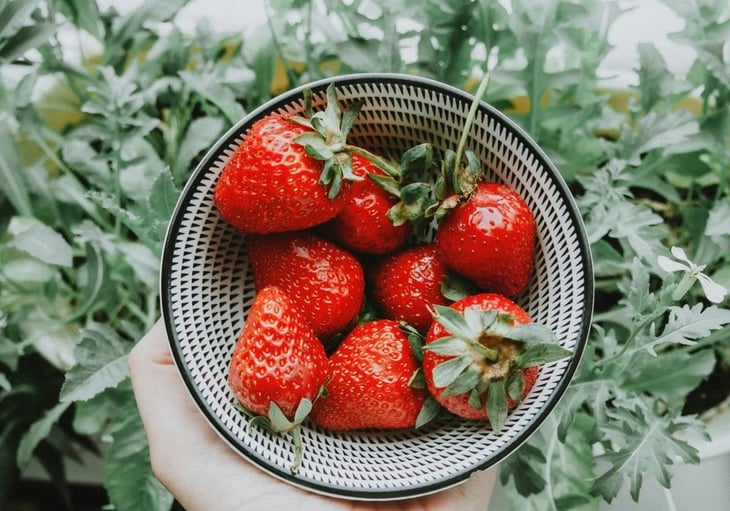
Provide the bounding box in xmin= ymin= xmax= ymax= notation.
xmin=213 ymin=113 xmax=353 ymax=234
xmin=247 ymin=231 xmax=365 ymax=340
xmin=214 ymin=83 xmax=375 ymax=234
xmin=422 ymin=293 xmax=570 ymax=432
xmin=227 ymin=285 xmax=328 ymax=471
xmin=311 ymin=319 xmax=433 ymax=431
xmin=368 ymin=244 xmax=453 ymax=332
xmin=326 ymin=155 xmax=410 ymax=254
xmin=435 ymin=181 xmax=537 ymax=296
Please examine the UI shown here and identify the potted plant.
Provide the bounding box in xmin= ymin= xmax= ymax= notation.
xmin=1 ymin=1 xmax=728 ymax=510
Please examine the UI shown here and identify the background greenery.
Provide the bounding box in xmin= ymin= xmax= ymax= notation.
xmin=1 ymin=0 xmax=729 ymax=509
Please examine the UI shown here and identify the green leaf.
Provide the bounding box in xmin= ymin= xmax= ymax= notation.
xmin=515 ymin=343 xmax=572 ymax=368
xmin=105 ymin=404 xmax=174 ymax=511
xmin=8 ymin=224 xmax=73 ymax=267
xmin=623 ymin=349 xmax=716 ymax=403
xmin=431 ymin=354 xmax=472 ymax=388
xmin=0 ymin=23 xmax=57 ymax=62
xmin=441 ymin=366 xmax=482 ymax=397
xmin=431 ymin=304 xmax=475 ymax=339
xmin=415 ymin=396 xmax=441 ymax=428
xmin=59 ymin=0 xmax=104 ymax=40
xmin=117 ymin=242 xmax=159 ymax=288
xmin=0 ymin=123 xmax=32 ymax=216
xmin=486 ymin=379 xmax=508 ymax=433
xmin=422 ymin=336 xmax=468 ymax=357
xmin=174 ymin=116 xmax=225 ymax=180
xmin=642 ymin=304 xmax=730 ymax=355
xmin=507 ymin=322 xmax=560 ymax=344
xmin=59 ymin=324 xmax=132 ymax=403
xmin=593 ymin=404 xmax=702 ymax=502
xmin=16 ymin=401 xmax=71 ymax=467
xmin=499 ymin=441 xmax=548 ymax=496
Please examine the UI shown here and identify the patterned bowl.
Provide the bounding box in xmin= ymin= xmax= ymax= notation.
xmin=160 ymin=73 xmax=594 ymax=501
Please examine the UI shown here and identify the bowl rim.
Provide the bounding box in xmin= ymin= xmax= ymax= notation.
xmin=159 ymin=72 xmax=595 ymax=500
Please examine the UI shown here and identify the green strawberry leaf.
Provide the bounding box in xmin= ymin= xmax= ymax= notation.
xmin=507 ymin=369 xmax=526 ymax=403
xmin=423 ymin=336 xmax=469 ymax=357
xmin=431 ymin=304 xmax=475 ymax=339
xmin=507 ymin=322 xmax=560 ymax=344
xmin=515 ymin=343 xmax=572 ymax=368
xmin=415 ymin=396 xmax=442 ymax=429
xmin=442 ymin=366 xmax=482 ymax=397
xmin=293 ymin=398 xmax=313 ymax=424
xmin=486 ymin=379 xmax=508 ymax=433
xmin=432 ymin=354 xmax=472 ymax=388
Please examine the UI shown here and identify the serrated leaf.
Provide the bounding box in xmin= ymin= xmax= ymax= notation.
xmin=59 ymin=324 xmax=131 ymax=403
xmin=642 ymin=304 xmax=730 ymax=355
xmin=16 ymin=402 xmax=71 ymax=467
xmin=592 ymin=404 xmax=702 ymax=502
xmin=623 ymin=349 xmax=716 ymax=402
xmin=174 ymin=116 xmax=225 ymax=179
xmin=8 ymin=224 xmax=73 ymax=267
xmin=105 ymin=405 xmax=174 ymax=511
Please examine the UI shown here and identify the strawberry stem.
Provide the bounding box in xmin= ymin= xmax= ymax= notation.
xmin=453 ymin=73 xmax=491 ymax=178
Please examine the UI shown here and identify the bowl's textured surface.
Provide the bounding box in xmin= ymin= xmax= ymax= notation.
xmin=161 ymin=73 xmax=594 ymax=500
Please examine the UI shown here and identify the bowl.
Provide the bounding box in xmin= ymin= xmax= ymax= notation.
xmin=160 ymin=73 xmax=594 ymax=500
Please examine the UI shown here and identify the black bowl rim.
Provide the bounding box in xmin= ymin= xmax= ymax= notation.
xmin=160 ymin=72 xmax=595 ymax=500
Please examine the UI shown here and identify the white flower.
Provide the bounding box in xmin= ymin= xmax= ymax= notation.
xmin=657 ymin=246 xmax=727 ymax=304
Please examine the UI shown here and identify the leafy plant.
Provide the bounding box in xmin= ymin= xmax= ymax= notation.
xmin=0 ymin=0 xmax=728 ymax=510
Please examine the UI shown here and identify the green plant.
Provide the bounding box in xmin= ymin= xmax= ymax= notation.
xmin=0 ymin=0 xmax=728 ymax=510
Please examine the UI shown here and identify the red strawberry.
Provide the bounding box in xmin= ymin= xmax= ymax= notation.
xmin=214 ymin=113 xmax=353 ymax=234
xmin=228 ymin=286 xmax=327 ymax=417
xmin=214 ymin=83 xmax=381 ymax=234
xmin=435 ymin=182 xmax=536 ymax=296
xmin=247 ymin=231 xmax=365 ymax=339
xmin=326 ymin=155 xmax=410 ymax=254
xmin=311 ymin=319 xmax=432 ymax=431
xmin=422 ymin=293 xmax=570 ymax=432
xmin=368 ymin=244 xmax=452 ymax=332
xmin=228 ymin=285 xmax=328 ymax=471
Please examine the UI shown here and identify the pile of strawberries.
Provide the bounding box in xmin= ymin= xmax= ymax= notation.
xmin=214 ymin=80 xmax=571 ymax=471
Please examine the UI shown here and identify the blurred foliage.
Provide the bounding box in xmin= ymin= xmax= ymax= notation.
xmin=0 ymin=0 xmax=728 ymax=509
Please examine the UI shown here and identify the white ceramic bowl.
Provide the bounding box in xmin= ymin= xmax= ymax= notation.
xmin=160 ymin=73 xmax=594 ymax=500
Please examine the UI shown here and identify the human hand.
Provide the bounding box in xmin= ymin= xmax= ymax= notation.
xmin=129 ymin=319 xmax=496 ymax=511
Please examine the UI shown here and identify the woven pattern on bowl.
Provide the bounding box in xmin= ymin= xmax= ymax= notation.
xmin=161 ymin=73 xmax=593 ymax=500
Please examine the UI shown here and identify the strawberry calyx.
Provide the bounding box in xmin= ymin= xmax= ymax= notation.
xmin=424 ymin=304 xmax=570 ymax=432
xmin=290 ymin=82 xmax=405 ymax=200
xmin=239 ymin=395 xmax=322 ymax=473
xmin=400 ymin=321 xmax=444 ymax=429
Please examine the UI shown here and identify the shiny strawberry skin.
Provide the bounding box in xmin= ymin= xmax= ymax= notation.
xmin=247 ymin=232 xmax=365 ymax=339
xmin=214 ymin=114 xmax=352 ymax=234
xmin=422 ymin=293 xmax=538 ymax=420
xmin=227 ymin=286 xmax=328 ymax=418
xmin=311 ymin=319 xmax=428 ymax=431
xmin=435 ymin=182 xmax=536 ymax=296
xmin=369 ymin=244 xmax=451 ymax=332
xmin=327 ymin=155 xmax=410 ymax=254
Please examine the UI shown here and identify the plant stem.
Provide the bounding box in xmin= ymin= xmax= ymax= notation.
xmin=454 ymin=73 xmax=491 ymax=176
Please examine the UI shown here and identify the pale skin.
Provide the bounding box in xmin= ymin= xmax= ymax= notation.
xmin=129 ymin=320 xmax=496 ymax=511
